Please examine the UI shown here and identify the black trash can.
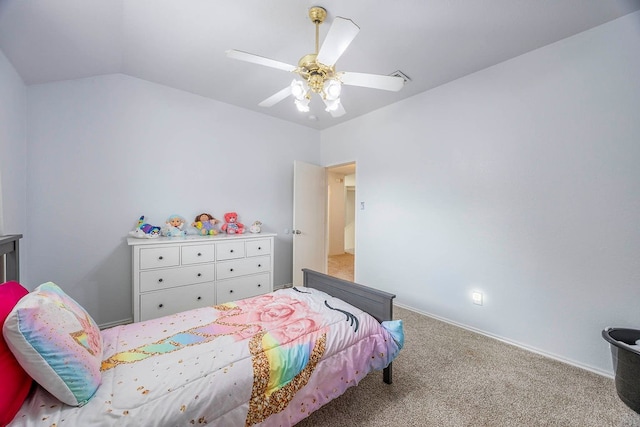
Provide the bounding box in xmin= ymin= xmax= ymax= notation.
xmin=602 ymin=328 xmax=640 ymax=414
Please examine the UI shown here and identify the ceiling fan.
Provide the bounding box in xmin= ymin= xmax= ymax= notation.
xmin=226 ymin=6 xmax=405 ymax=117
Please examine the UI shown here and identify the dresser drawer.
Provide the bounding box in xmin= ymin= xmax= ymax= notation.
xmin=139 ymin=264 xmax=215 ymax=292
xmin=216 ymin=255 xmax=271 ymax=280
xmin=246 ymin=239 xmax=271 ymax=257
xmin=216 ymin=272 xmax=271 ymax=304
xmin=182 ymin=244 xmax=215 ymax=264
xmin=130 ymin=233 xmax=275 ymax=322
xmin=216 ymin=241 xmax=245 ymax=260
xmin=140 ymin=282 xmax=216 ymax=320
xmin=139 ymin=246 xmax=180 ymax=270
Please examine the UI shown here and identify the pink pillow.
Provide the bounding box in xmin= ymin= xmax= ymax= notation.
xmin=0 ymin=281 xmax=32 ymax=426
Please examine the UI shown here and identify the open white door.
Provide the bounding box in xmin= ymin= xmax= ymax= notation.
xmin=292 ymin=160 xmax=326 ymax=286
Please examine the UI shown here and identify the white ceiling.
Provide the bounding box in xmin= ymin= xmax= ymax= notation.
xmin=1 ymin=0 xmax=639 ymax=130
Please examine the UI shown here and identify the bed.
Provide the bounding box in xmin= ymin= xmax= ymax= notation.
xmin=1 ymin=236 xmax=403 ymax=427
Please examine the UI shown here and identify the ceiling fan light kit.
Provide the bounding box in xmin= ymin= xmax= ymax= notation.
xmin=294 ymin=97 xmax=310 ymax=113
xmin=226 ymin=6 xmax=404 ymax=118
xmin=324 ymin=79 xmax=342 ymax=100
xmin=291 ymin=79 xmax=307 ymax=100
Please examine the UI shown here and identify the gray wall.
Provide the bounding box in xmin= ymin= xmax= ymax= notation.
xmin=0 ymin=50 xmax=27 ymax=273
xmin=23 ymin=74 xmax=320 ymax=325
xmin=320 ymin=12 xmax=640 ymax=375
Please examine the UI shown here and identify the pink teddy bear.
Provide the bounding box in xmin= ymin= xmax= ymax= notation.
xmin=221 ymin=212 xmax=245 ymax=234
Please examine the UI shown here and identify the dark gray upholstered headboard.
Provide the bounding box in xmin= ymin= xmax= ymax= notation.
xmin=302 ymin=268 xmax=397 ymax=384
xmin=0 ymin=234 xmax=22 ymax=282
xmin=302 ymin=268 xmax=395 ymax=323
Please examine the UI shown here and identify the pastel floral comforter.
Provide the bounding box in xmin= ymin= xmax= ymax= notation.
xmin=10 ymin=287 xmax=403 ymax=426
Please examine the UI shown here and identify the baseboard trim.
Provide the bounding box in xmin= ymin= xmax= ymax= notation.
xmin=394 ymin=302 xmax=613 ymax=379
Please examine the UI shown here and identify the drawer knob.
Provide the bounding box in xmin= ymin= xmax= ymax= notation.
xmin=258 ymin=264 xmax=262 ymax=268
xmin=197 ymin=273 xmax=202 ymax=277
xmin=158 ymin=278 xmax=163 ymax=283
xmin=230 ymin=249 xmax=234 ymax=253
xmin=258 ymin=247 xmax=262 ymax=250
xmin=158 ymin=256 xmax=164 ymax=260
xmin=197 ymin=296 xmax=202 ymax=300
xmin=229 ymin=290 xmax=234 ymax=293
xmin=197 ymin=252 xmax=202 ymax=256
xmin=230 ymin=268 xmax=234 ymax=272
xmin=158 ymin=303 xmax=164 ymax=308
xmin=258 ymin=283 xmax=262 ymax=288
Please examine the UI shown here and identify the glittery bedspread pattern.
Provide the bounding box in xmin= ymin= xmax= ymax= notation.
xmin=9 ymin=287 xmax=401 ymax=427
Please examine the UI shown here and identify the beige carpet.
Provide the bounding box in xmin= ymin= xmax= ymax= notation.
xmin=296 ymin=306 xmax=640 ymax=426
xmin=327 ymin=253 xmax=354 ymax=282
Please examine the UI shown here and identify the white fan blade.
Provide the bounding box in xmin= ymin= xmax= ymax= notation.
xmin=226 ymin=49 xmax=296 ymax=72
xmin=316 ymin=17 xmax=360 ymax=66
xmin=322 ymin=98 xmax=347 ymax=117
xmin=259 ymin=86 xmax=292 ymax=107
xmin=341 ymin=71 xmax=404 ymax=92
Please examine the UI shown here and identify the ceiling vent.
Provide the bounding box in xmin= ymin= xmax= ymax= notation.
xmin=389 ymin=70 xmax=411 ymax=84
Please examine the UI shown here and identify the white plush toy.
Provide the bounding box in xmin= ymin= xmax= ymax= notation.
xmin=250 ymin=221 xmax=262 ymax=233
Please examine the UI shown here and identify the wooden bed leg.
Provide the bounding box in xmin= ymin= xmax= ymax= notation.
xmin=383 ymin=363 xmax=392 ymax=384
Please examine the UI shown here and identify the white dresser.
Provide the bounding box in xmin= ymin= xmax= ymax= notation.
xmin=128 ymin=233 xmax=275 ymax=322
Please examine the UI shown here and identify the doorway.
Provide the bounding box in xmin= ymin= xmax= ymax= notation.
xmin=326 ymin=162 xmax=356 ymax=281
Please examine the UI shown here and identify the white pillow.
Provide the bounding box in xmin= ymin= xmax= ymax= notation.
xmin=2 ymin=282 xmax=103 ymax=406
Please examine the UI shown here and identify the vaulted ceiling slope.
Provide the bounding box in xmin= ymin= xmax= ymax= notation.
xmin=1 ymin=0 xmax=639 ymax=130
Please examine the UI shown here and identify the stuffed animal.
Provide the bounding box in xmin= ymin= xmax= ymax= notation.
xmin=129 ymin=216 xmax=161 ymax=238
xmin=250 ymin=220 xmax=262 ymax=233
xmin=191 ymin=213 xmax=220 ymax=236
xmin=221 ymin=212 xmax=245 ymax=234
xmin=162 ymin=214 xmax=186 ymax=237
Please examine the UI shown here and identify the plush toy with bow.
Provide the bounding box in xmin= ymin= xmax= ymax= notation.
xmin=221 ymin=212 xmax=245 ymax=234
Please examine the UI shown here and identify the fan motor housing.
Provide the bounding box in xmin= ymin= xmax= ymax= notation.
xmin=309 ymin=6 xmax=327 ymax=24
xmin=297 ymin=54 xmax=336 ymax=93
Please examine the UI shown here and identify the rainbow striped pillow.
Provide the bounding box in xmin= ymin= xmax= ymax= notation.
xmin=3 ymin=282 xmax=103 ymax=406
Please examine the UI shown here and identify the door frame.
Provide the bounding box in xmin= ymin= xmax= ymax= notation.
xmin=292 ymin=160 xmax=357 ymax=286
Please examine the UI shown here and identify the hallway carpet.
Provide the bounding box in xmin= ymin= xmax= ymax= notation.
xmin=327 ymin=253 xmax=354 ymax=282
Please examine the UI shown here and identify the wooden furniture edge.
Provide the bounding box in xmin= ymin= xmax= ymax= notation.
xmin=0 ymin=234 xmax=22 ymax=282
